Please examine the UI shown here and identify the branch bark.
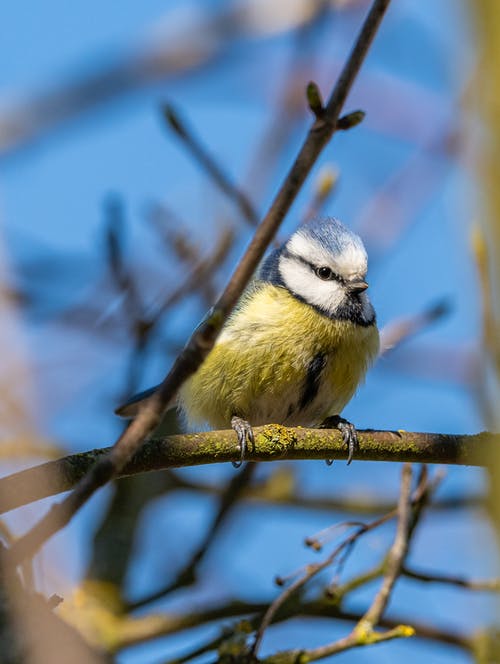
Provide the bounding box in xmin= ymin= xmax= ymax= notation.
xmin=0 ymin=428 xmax=494 ymax=514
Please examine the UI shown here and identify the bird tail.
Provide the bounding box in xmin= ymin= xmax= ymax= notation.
xmin=115 ymin=384 xmax=163 ymax=418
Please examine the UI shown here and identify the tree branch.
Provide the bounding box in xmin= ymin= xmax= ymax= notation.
xmin=402 ymin=566 xmax=500 ymax=592
xmin=359 ymin=464 xmax=412 ymax=628
xmin=0 ymin=428 xmax=494 ymax=514
xmin=327 ymin=466 xmax=437 ymax=601
xmin=3 ymin=0 xmax=393 ymax=566
xmin=162 ymin=105 xmax=259 ymax=226
xmin=146 ymin=469 xmax=486 ymax=516
xmin=249 ymin=468 xmax=413 ymax=659
xmin=104 ymin=598 xmax=471 ymax=654
xmin=266 ymin=465 xmax=414 ymax=663
xmin=126 ymin=462 xmax=257 ymax=610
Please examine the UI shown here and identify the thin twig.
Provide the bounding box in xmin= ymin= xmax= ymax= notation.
xmin=301 ymin=165 xmax=339 ymax=224
xmin=103 ymin=197 xmax=154 ymax=397
xmin=146 ymin=203 xmax=203 ymax=265
xmin=379 ymin=299 xmax=451 ymax=355
xmin=244 ymin=0 xmax=331 ymax=206
xmin=108 ymin=597 xmax=471 ymax=654
xmin=361 ymin=464 xmax=412 ymax=627
xmin=104 ymin=196 xmax=142 ymax=320
xmin=402 ymin=566 xmax=500 ymax=592
xmin=159 ymin=631 xmax=228 ymax=664
xmin=162 ymin=105 xmax=259 ymax=227
xmin=127 ymin=463 xmax=257 ymax=610
xmin=326 ymin=466 xmax=442 ymax=601
xmin=148 ymin=227 xmax=234 ymax=321
xmin=270 ymin=465 xmax=413 ymax=663
xmin=251 ymin=478 xmax=409 ymax=657
xmin=0 ymin=3 xmax=292 ymax=156
xmin=145 ymin=204 xmax=221 ymax=305
xmin=4 ymin=0 xmax=392 ymax=567
xmin=155 ymin=470 xmax=486 ymax=516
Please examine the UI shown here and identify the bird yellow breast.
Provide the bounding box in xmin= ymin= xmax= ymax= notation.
xmin=179 ymin=285 xmax=379 ymax=429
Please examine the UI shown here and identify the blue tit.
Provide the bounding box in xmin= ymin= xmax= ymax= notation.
xmin=117 ymin=217 xmax=379 ymax=466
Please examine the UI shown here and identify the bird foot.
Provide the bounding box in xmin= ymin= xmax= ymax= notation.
xmin=320 ymin=415 xmax=359 ymax=465
xmin=231 ymin=416 xmax=255 ymax=468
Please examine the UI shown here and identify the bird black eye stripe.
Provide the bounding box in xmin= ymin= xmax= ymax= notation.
xmin=314 ymin=266 xmax=343 ymax=282
xmin=281 ymin=249 xmax=344 ymax=283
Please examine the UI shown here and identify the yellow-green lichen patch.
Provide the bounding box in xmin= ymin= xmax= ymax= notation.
xmin=258 ymin=424 xmax=297 ymax=458
xmin=196 ymin=430 xmax=234 ymax=459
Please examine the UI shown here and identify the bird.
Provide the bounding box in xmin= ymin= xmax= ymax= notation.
xmin=116 ymin=217 xmax=379 ymax=466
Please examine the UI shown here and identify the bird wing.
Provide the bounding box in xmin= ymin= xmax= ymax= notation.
xmin=115 ymin=275 xmax=266 ymax=419
xmin=114 ymin=384 xmax=162 ymax=418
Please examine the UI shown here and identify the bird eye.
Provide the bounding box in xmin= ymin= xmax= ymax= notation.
xmin=315 ymin=266 xmax=334 ymax=280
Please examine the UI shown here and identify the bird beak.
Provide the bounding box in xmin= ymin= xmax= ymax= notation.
xmin=348 ymin=280 xmax=368 ymax=294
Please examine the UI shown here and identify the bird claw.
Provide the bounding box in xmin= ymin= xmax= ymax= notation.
xmin=231 ymin=416 xmax=255 ymax=468
xmin=320 ymin=415 xmax=359 ymax=465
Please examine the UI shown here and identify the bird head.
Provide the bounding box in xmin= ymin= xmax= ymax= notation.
xmin=260 ymin=217 xmax=375 ymax=326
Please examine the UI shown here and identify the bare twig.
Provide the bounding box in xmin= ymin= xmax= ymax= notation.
xmin=244 ymin=0 xmax=331 ymax=205
xmin=267 ymin=465 xmax=414 ymax=663
xmin=102 ymin=197 xmax=155 ymax=395
xmin=360 ymin=464 xmax=412 ymax=627
xmin=328 ymin=466 xmax=441 ymax=601
xmin=306 ymin=605 xmax=470 ymax=653
xmin=146 ymin=204 xmax=203 ymax=265
xmin=402 ymin=566 xmax=500 ymax=592
xmin=127 ymin=462 xmax=257 ymax=610
xmin=1 ymin=2 xmax=313 ymax=157
xmin=159 ymin=631 xmax=229 ymax=664
xmin=301 ymin=165 xmax=339 ymax=224
xmin=106 ymin=597 xmax=471 ymax=654
xmin=4 ymin=0 xmax=392 ymax=567
xmin=104 ymin=196 xmax=142 ymax=319
xmin=355 ymin=124 xmax=458 ymax=262
xmin=251 ymin=466 xmax=414 ymax=658
xmin=153 ymin=469 xmax=486 ymax=516
xmin=148 ymin=227 xmax=234 ymax=321
xmin=162 ymin=105 xmax=259 ymax=226
xmin=379 ymin=299 xmax=451 ymax=355
xmin=0 ymin=428 xmax=494 ymax=515
xmin=145 ymin=203 xmax=223 ymax=305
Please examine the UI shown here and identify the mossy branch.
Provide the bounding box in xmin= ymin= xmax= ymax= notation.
xmin=0 ymin=427 xmax=494 ymax=514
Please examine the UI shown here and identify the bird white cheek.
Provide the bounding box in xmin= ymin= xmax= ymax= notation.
xmin=287 ymin=229 xmax=368 ymax=279
xmin=279 ymin=257 xmax=345 ymax=316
